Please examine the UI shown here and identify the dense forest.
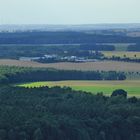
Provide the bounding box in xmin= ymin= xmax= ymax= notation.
xmin=0 ymin=85 xmax=139 ymax=140
xmin=0 ymin=31 xmax=140 ymax=44
xmin=0 ymin=66 xmax=139 ymax=140
xmin=0 ymin=66 xmax=126 ymax=84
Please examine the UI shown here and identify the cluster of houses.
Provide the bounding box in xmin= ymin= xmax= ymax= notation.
xmin=19 ymin=54 xmax=99 ymax=62
xmin=19 ymin=55 xmax=57 ymax=61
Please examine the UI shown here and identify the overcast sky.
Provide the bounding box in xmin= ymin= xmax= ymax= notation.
xmin=0 ymin=0 xmax=140 ymax=24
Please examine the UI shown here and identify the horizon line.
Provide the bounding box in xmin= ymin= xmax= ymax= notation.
xmin=1 ymin=23 xmax=140 ymax=26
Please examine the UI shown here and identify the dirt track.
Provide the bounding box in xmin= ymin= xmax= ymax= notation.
xmin=0 ymin=59 xmax=140 ymax=72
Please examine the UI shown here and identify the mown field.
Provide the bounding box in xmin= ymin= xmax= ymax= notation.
xmin=18 ymin=80 xmax=140 ymax=97
xmin=102 ymin=51 xmax=140 ymax=59
xmin=0 ymin=59 xmax=140 ymax=72
xmin=113 ymin=43 xmax=131 ymax=51
xmin=99 ymin=43 xmax=133 ymax=51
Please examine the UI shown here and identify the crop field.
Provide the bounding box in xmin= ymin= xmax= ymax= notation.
xmin=102 ymin=51 xmax=140 ymax=59
xmin=97 ymin=43 xmax=133 ymax=51
xmin=127 ymin=32 xmax=140 ymax=37
xmin=0 ymin=59 xmax=140 ymax=72
xmin=113 ymin=43 xmax=130 ymax=51
xmin=18 ymin=80 xmax=140 ymax=97
xmin=112 ymin=43 xmax=136 ymax=51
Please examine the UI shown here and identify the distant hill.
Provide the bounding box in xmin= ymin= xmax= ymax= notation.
xmin=0 ymin=24 xmax=140 ymax=32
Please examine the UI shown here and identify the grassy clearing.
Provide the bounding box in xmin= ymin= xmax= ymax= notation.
xmin=18 ymin=80 xmax=140 ymax=97
xmin=102 ymin=51 xmax=140 ymax=59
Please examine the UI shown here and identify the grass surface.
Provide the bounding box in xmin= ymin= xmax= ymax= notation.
xmin=18 ymin=80 xmax=140 ymax=97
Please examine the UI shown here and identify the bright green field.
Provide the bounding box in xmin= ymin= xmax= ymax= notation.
xmin=18 ymin=80 xmax=140 ymax=97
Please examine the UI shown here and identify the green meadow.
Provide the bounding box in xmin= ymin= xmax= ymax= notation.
xmin=18 ymin=80 xmax=140 ymax=97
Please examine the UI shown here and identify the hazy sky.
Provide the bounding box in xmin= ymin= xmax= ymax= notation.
xmin=0 ymin=0 xmax=140 ymax=24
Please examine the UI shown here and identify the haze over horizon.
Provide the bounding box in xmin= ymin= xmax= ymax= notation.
xmin=0 ymin=0 xmax=140 ymax=25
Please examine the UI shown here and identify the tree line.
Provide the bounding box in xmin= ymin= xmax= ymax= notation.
xmin=104 ymin=56 xmax=140 ymax=63
xmin=0 ymin=66 xmax=126 ymax=84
